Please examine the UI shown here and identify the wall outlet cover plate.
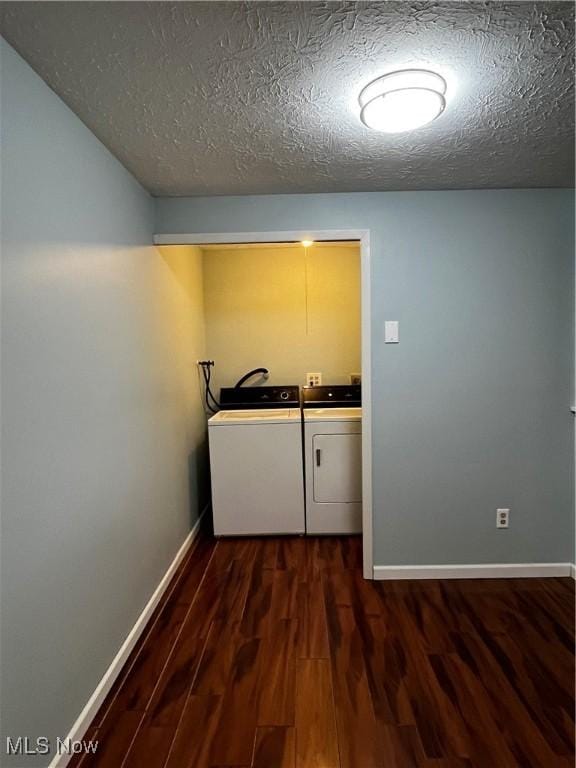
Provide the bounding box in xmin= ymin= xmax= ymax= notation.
xmin=307 ymin=372 xmax=322 ymax=387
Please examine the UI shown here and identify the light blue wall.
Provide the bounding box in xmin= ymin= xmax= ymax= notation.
xmin=1 ymin=40 xmax=206 ymax=765
xmin=157 ymin=189 xmax=575 ymax=566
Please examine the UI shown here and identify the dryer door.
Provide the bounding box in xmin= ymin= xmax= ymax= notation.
xmin=313 ymin=433 xmax=362 ymax=503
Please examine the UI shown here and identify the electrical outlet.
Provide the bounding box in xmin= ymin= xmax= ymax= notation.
xmin=306 ymin=372 xmax=322 ymax=387
xmin=350 ymin=373 xmax=362 ymax=385
xmin=496 ymin=508 xmax=510 ymax=529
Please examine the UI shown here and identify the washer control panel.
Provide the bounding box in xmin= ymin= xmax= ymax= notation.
xmin=219 ymin=385 xmax=300 ymax=409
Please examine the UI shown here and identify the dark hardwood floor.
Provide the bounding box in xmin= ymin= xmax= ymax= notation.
xmin=72 ymin=532 xmax=575 ymax=768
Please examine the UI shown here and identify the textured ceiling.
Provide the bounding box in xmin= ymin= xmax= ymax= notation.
xmin=0 ymin=1 xmax=574 ymax=196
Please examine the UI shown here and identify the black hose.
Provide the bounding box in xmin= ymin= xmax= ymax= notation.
xmin=202 ymin=369 xmax=217 ymax=412
xmin=201 ymin=368 xmax=215 ymax=414
xmin=199 ymin=362 xmax=220 ymax=413
xmin=234 ymin=367 xmax=269 ymax=388
xmin=205 ymin=368 xmax=220 ymax=410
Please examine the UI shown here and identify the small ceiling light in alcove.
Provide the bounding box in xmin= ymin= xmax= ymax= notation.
xmin=301 ymin=240 xmax=314 ymax=248
xmin=359 ymin=69 xmax=447 ymax=133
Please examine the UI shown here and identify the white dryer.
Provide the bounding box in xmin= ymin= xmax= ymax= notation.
xmin=302 ymin=386 xmax=362 ymax=534
xmin=208 ymin=386 xmax=305 ymax=536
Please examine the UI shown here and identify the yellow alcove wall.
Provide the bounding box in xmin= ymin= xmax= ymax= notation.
xmin=201 ymin=241 xmax=361 ymax=390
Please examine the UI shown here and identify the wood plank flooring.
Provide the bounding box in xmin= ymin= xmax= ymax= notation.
xmin=71 ymin=532 xmax=575 ymax=768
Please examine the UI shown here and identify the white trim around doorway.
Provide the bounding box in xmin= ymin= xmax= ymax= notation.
xmin=154 ymin=229 xmax=374 ymax=579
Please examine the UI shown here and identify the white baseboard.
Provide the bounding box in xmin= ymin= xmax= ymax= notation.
xmin=570 ymin=564 xmax=576 ymax=580
xmin=50 ymin=506 xmax=208 ymax=768
xmin=373 ymin=562 xmax=573 ymax=580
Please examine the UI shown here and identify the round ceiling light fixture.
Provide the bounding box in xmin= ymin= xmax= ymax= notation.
xmin=359 ymin=69 xmax=447 ymax=133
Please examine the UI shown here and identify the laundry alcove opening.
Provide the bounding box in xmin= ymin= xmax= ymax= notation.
xmin=156 ymin=232 xmax=372 ymax=578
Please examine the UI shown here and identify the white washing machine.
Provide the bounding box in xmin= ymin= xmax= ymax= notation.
xmin=303 ymin=385 xmax=362 ymax=534
xmin=208 ymin=386 xmax=305 ymax=536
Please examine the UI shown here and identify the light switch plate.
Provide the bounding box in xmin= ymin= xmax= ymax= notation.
xmin=385 ymin=320 xmax=399 ymax=343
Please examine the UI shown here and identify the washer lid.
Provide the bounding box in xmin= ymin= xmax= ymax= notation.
xmin=303 ymin=407 xmax=362 ymax=422
xmin=209 ymin=408 xmax=301 ymax=426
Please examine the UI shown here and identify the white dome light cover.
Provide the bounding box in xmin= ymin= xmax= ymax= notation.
xmin=359 ymin=69 xmax=447 ymax=133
